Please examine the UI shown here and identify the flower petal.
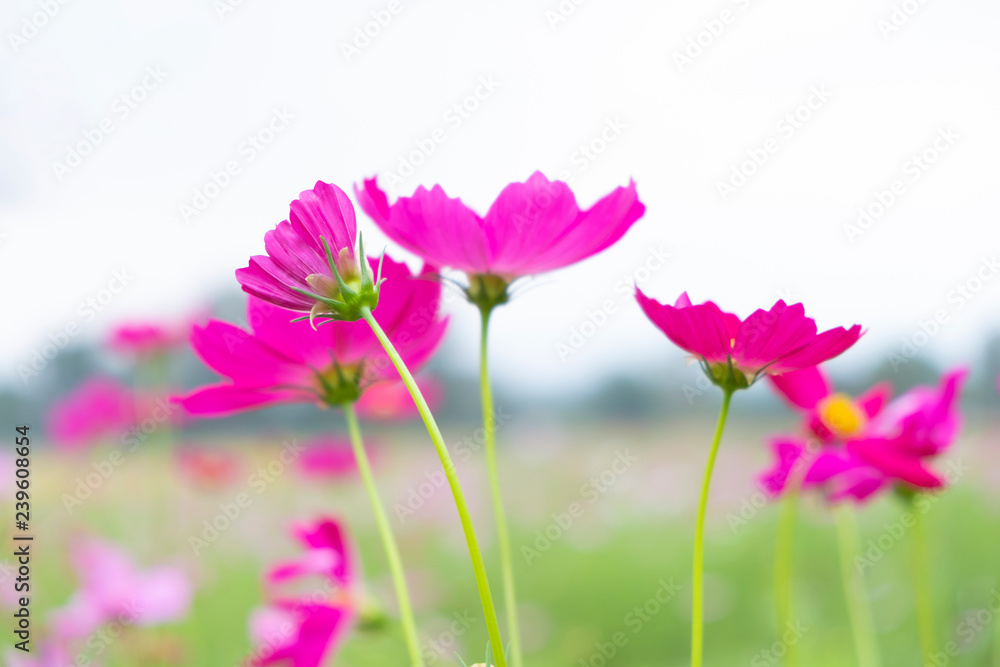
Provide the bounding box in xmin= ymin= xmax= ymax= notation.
xmin=636 ymin=289 xmax=736 ymax=364
xmin=768 ymin=366 xmax=832 ymax=410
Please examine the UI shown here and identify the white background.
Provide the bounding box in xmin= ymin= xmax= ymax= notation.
xmin=1 ymin=0 xmax=998 ymax=394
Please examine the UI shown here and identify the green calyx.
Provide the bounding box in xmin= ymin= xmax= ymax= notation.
xmin=465 ymin=273 xmax=510 ymax=311
xmin=315 ymin=362 xmax=363 ymax=406
xmin=704 ymin=359 xmax=750 ymax=392
xmin=291 ymin=232 xmax=385 ymax=327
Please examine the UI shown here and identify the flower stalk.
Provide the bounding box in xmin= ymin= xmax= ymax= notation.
xmin=343 ymin=403 xmax=424 ymax=667
xmin=908 ymin=494 xmax=937 ymax=663
xmin=833 ymin=503 xmax=881 ymax=667
xmin=360 ymin=306 xmax=507 ymax=667
xmin=692 ymin=388 xmax=733 ymax=667
xmin=774 ymin=480 xmax=800 ymax=667
xmin=479 ymin=305 xmax=523 ymax=667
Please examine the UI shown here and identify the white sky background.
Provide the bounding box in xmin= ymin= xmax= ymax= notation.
xmin=1 ymin=0 xmax=998 ymax=395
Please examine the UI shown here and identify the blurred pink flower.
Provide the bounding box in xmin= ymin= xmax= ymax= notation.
xmin=769 ymin=365 xmax=892 ymax=444
xmin=355 ymin=171 xmax=644 ymax=279
xmin=295 ymin=437 xmax=359 ymax=480
xmin=175 ymin=446 xmax=241 ymax=488
xmin=48 ymin=378 xmax=180 ymax=451
xmin=47 ymin=378 xmax=134 ymax=450
xmin=636 ymin=290 xmax=863 ymax=385
xmin=5 ymin=644 xmax=79 ymax=667
xmin=0 ymin=451 xmax=13 ymax=500
xmin=108 ymin=322 xmax=188 ymax=356
xmin=49 ymin=538 xmax=192 ymax=641
xmin=176 ymin=257 xmax=447 ymax=416
xmin=760 ymin=368 xmax=967 ymax=502
xmin=236 ymin=181 xmax=360 ymax=314
xmin=250 ymin=518 xmax=357 ymax=667
xmin=355 ymin=376 xmax=442 ymax=421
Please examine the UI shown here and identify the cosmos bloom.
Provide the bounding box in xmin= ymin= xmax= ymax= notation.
xmin=49 ymin=538 xmax=192 ymax=641
xmin=47 ymin=378 xmax=135 ymax=450
xmin=5 ymin=645 xmax=80 ymax=667
xmin=355 ymin=376 xmax=442 ymax=421
xmin=250 ymin=518 xmax=358 ymax=667
xmin=236 ymin=181 xmax=381 ymax=323
xmin=355 ymin=171 xmax=644 ymax=305
xmin=175 ymin=446 xmax=241 ymax=488
xmin=109 ymin=321 xmax=189 ymax=356
xmin=176 ymin=256 xmax=447 ymax=416
xmin=295 ymin=436 xmax=359 ymax=480
xmin=48 ymin=378 xmax=179 ymax=451
xmin=758 ymin=366 xmax=892 ymax=497
xmin=636 ymin=291 xmax=863 ymax=389
xmin=760 ymin=368 xmax=967 ymax=502
xmin=769 ymin=365 xmax=892 ymax=444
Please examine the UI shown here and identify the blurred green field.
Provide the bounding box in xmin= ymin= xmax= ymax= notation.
xmin=18 ymin=417 xmax=1000 ymax=666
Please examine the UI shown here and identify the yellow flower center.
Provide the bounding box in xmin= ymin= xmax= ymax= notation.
xmin=817 ymin=393 xmax=866 ymax=438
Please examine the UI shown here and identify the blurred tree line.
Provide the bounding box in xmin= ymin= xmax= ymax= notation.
xmin=3 ymin=291 xmax=999 ymax=443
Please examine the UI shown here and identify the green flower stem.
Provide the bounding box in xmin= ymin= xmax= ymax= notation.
xmin=360 ymin=307 xmax=507 ymax=667
xmin=343 ymin=404 xmax=424 ymax=667
xmin=774 ymin=481 xmax=800 ymax=667
xmin=909 ymin=495 xmax=937 ymax=663
xmin=479 ymin=306 xmax=523 ymax=667
xmin=692 ymin=388 xmax=733 ymax=667
xmin=833 ymin=503 xmax=881 ymax=667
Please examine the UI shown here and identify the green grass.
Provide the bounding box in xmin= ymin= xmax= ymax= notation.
xmin=16 ymin=420 xmax=1000 ymax=665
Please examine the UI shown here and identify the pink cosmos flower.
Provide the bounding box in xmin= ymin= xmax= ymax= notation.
xmin=295 ymin=436 xmax=360 ymax=479
xmin=769 ymin=366 xmax=892 ymax=445
xmin=48 ymin=378 xmax=180 ymax=451
xmin=355 ymin=171 xmax=644 ymax=304
xmin=355 ymin=375 xmax=442 ymax=420
xmin=760 ymin=368 xmax=967 ymax=502
xmin=109 ymin=322 xmax=188 ymax=356
xmin=175 ymin=446 xmax=241 ymax=488
xmin=176 ymin=256 xmax=447 ymax=416
xmin=636 ymin=290 xmax=863 ymax=389
xmin=5 ymin=644 xmax=80 ymax=667
xmin=47 ymin=378 xmax=135 ymax=450
xmin=49 ymin=538 xmax=192 ymax=641
xmin=235 ymin=181 xmax=379 ymax=323
xmin=250 ymin=518 xmax=358 ymax=667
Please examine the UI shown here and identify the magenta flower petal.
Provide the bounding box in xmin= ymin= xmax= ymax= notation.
xmin=362 ymin=182 xmax=490 ymax=274
xmin=289 ymin=181 xmax=357 ymax=258
xmin=176 ymin=384 xmax=309 ymax=416
xmin=296 ymin=437 xmax=358 ymax=479
xmin=803 ymin=451 xmax=853 ymax=485
xmin=190 ymin=320 xmax=303 ymax=384
xmin=294 ymin=519 xmax=355 ymax=588
xmin=733 ymin=302 xmax=816 ymax=374
xmin=636 ymin=288 xmax=736 ymax=365
xmin=255 ymin=603 xmax=352 ymax=667
xmin=847 ymin=437 xmax=945 ymax=489
xmin=638 ymin=291 xmax=863 ymax=384
xmin=236 ymin=182 xmax=359 ymax=312
xmin=758 ymin=437 xmax=806 ymax=496
xmin=517 ymin=177 xmax=645 ymax=274
xmin=252 ymin=517 xmax=358 ymax=667
xmin=769 ymin=366 xmax=832 ymax=410
xmin=768 ymin=325 xmax=864 ymax=374
xmin=358 ymin=171 xmax=644 ymax=278
xmin=857 ymin=382 xmax=893 ymax=418
xmin=481 ymin=173 xmax=580 ymax=274
xmin=47 ymin=377 xmax=135 ymax=451
xmin=178 ymin=256 xmax=448 ymax=417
